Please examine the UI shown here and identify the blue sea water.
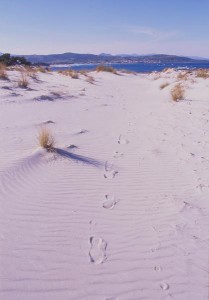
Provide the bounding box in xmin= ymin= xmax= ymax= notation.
xmin=51 ymin=62 xmax=209 ymax=73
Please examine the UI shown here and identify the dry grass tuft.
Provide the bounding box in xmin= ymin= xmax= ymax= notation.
xmin=38 ymin=128 xmax=55 ymax=150
xmin=18 ymin=72 xmax=29 ymax=88
xmin=152 ymin=72 xmax=161 ymax=80
xmin=36 ymin=66 xmax=48 ymax=73
xmin=120 ymin=69 xmax=137 ymax=75
xmin=71 ymin=72 xmax=79 ymax=79
xmin=24 ymin=66 xmax=38 ymax=79
xmin=0 ymin=63 xmax=8 ymax=80
xmin=78 ymin=70 xmax=88 ymax=76
xmin=58 ymin=69 xmax=79 ymax=79
xmin=96 ymin=65 xmax=118 ymax=74
xmin=177 ymin=72 xmax=188 ymax=81
xmin=86 ymin=75 xmax=95 ymax=84
xmin=162 ymin=68 xmax=170 ymax=73
xmin=196 ymin=69 xmax=209 ymax=79
xmin=160 ymin=82 xmax=169 ymax=89
xmin=77 ymin=70 xmax=95 ymax=83
xmin=171 ymin=84 xmax=185 ymax=102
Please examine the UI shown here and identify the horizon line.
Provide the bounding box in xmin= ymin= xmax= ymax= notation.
xmin=1 ymin=51 xmax=209 ymax=59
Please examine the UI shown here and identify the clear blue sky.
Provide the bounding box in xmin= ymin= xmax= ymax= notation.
xmin=0 ymin=0 xmax=209 ymax=57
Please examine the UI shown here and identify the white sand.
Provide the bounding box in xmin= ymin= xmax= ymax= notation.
xmin=0 ymin=69 xmax=209 ymax=300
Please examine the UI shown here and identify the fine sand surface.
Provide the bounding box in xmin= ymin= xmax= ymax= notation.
xmin=0 ymin=68 xmax=209 ymax=300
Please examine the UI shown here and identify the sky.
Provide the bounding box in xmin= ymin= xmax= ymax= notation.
xmin=0 ymin=0 xmax=209 ymax=57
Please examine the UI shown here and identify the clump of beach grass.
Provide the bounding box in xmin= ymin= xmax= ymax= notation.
xmin=38 ymin=127 xmax=55 ymax=151
xmin=36 ymin=66 xmax=48 ymax=73
xmin=177 ymin=72 xmax=188 ymax=81
xmin=77 ymin=70 xmax=95 ymax=83
xmin=96 ymin=65 xmax=118 ymax=74
xmin=171 ymin=83 xmax=185 ymax=102
xmin=196 ymin=69 xmax=209 ymax=79
xmin=0 ymin=63 xmax=8 ymax=80
xmin=71 ymin=72 xmax=79 ymax=79
xmin=24 ymin=66 xmax=38 ymax=79
xmin=86 ymin=75 xmax=95 ymax=84
xmin=120 ymin=69 xmax=137 ymax=75
xmin=18 ymin=71 xmax=29 ymax=88
xmin=58 ymin=69 xmax=79 ymax=79
xmin=78 ymin=70 xmax=88 ymax=76
xmin=160 ymin=82 xmax=169 ymax=89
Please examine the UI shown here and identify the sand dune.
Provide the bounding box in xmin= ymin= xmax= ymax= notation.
xmin=0 ymin=68 xmax=209 ymax=300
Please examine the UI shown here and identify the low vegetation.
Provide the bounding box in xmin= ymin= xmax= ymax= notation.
xmin=95 ymin=65 xmax=118 ymax=74
xmin=86 ymin=75 xmax=95 ymax=84
xmin=36 ymin=66 xmax=48 ymax=73
xmin=162 ymin=68 xmax=173 ymax=73
xmin=171 ymin=84 xmax=185 ymax=102
xmin=177 ymin=72 xmax=188 ymax=81
xmin=196 ymin=69 xmax=209 ymax=78
xmin=24 ymin=66 xmax=38 ymax=79
xmin=0 ymin=53 xmax=31 ymax=66
xmin=120 ymin=69 xmax=137 ymax=75
xmin=58 ymin=69 xmax=79 ymax=79
xmin=18 ymin=72 xmax=29 ymax=88
xmin=160 ymin=82 xmax=169 ymax=89
xmin=38 ymin=128 xmax=55 ymax=150
xmin=0 ymin=63 xmax=8 ymax=80
xmin=78 ymin=70 xmax=88 ymax=76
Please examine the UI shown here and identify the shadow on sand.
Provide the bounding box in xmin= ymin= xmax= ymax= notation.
xmin=55 ymin=148 xmax=103 ymax=168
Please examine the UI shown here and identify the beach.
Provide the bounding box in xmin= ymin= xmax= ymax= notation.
xmin=0 ymin=68 xmax=209 ymax=300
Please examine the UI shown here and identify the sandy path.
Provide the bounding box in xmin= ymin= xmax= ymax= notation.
xmin=0 ymin=71 xmax=209 ymax=300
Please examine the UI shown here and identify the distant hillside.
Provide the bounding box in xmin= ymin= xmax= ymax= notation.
xmin=1 ymin=51 xmax=209 ymax=65
xmin=21 ymin=53 xmax=209 ymax=65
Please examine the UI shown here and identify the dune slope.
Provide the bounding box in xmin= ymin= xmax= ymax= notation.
xmin=0 ymin=69 xmax=209 ymax=300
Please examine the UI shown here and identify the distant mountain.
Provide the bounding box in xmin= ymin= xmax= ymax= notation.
xmin=188 ymin=56 xmax=209 ymax=61
xmin=99 ymin=53 xmax=112 ymax=56
xmin=117 ymin=53 xmax=156 ymax=57
xmin=2 ymin=51 xmax=209 ymax=65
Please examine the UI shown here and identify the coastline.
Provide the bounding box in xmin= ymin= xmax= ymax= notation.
xmin=50 ymin=61 xmax=209 ymax=73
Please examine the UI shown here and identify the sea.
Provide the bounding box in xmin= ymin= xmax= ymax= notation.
xmin=51 ymin=62 xmax=209 ymax=73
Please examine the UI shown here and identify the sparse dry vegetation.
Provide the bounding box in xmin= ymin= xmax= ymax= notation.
xmin=171 ymin=84 xmax=185 ymax=102
xmin=152 ymin=72 xmax=161 ymax=80
xmin=96 ymin=65 xmax=118 ymax=74
xmin=58 ymin=69 xmax=79 ymax=79
xmin=120 ymin=69 xmax=137 ymax=75
xmin=196 ymin=69 xmax=209 ymax=79
xmin=24 ymin=66 xmax=38 ymax=79
xmin=162 ymin=68 xmax=173 ymax=73
xmin=177 ymin=72 xmax=188 ymax=81
xmin=38 ymin=127 xmax=55 ymax=150
xmin=36 ymin=66 xmax=48 ymax=73
xmin=18 ymin=71 xmax=29 ymax=88
xmin=78 ymin=70 xmax=88 ymax=76
xmin=86 ymin=75 xmax=95 ymax=84
xmin=160 ymin=82 xmax=169 ymax=89
xmin=0 ymin=63 xmax=8 ymax=80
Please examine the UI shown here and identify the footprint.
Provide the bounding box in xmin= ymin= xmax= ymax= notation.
xmin=67 ymin=144 xmax=78 ymax=150
xmin=179 ymin=201 xmax=202 ymax=215
xmin=103 ymin=195 xmax=118 ymax=209
xmin=160 ymin=282 xmax=169 ymax=291
xmin=42 ymin=120 xmax=55 ymax=125
xmin=89 ymin=237 xmax=107 ymax=264
xmin=104 ymin=161 xmax=118 ymax=179
xmin=77 ymin=129 xmax=88 ymax=134
xmin=118 ymin=134 xmax=129 ymax=144
xmin=113 ymin=151 xmax=124 ymax=158
xmin=154 ymin=266 xmax=162 ymax=272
